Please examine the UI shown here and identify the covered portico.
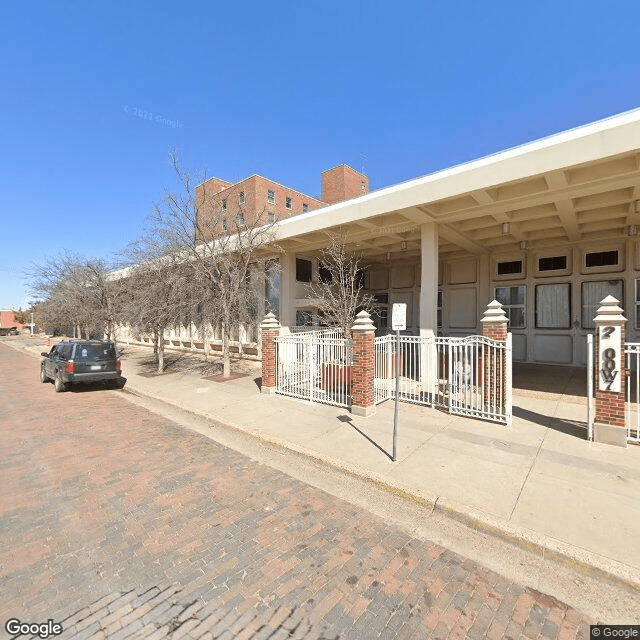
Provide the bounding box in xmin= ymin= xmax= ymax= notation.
xmin=272 ymin=109 xmax=640 ymax=369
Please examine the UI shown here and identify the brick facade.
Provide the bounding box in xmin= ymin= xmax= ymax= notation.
xmin=195 ymin=167 xmax=370 ymax=243
xmin=481 ymin=301 xmax=509 ymax=411
xmin=321 ymin=165 xmax=369 ymax=205
xmin=594 ymin=326 xmax=626 ymax=428
xmin=350 ymin=311 xmax=376 ymax=416
xmin=260 ymin=313 xmax=280 ymax=394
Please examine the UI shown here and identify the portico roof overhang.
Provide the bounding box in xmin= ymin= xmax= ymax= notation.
xmin=274 ymin=108 xmax=640 ymax=261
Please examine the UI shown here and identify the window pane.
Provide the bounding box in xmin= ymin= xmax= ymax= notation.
xmin=536 ymin=284 xmax=570 ymax=328
xmin=581 ymin=280 xmax=622 ymax=329
xmin=495 ymin=287 xmax=509 ymax=305
xmin=497 ymin=260 xmax=522 ymax=275
xmin=538 ymin=256 xmax=567 ymax=271
xmin=296 ymin=258 xmax=312 ymax=283
xmin=585 ymin=250 xmax=618 ymax=268
xmin=509 ymin=307 xmax=524 ymax=329
xmin=511 ymin=286 xmax=524 ymax=305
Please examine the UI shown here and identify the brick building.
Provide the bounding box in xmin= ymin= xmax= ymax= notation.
xmin=195 ymin=165 xmax=369 ymax=242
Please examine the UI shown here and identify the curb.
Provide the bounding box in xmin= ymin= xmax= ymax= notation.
xmin=122 ymin=381 xmax=640 ymax=596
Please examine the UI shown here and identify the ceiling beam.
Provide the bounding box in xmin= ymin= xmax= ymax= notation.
xmin=554 ymin=196 xmax=581 ymax=242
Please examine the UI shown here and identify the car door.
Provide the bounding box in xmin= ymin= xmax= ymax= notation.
xmin=42 ymin=346 xmax=53 ymax=376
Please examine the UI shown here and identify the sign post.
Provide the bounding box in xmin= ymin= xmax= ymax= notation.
xmin=391 ymin=303 xmax=406 ymax=461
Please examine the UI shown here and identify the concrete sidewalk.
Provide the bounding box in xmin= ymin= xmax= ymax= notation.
xmin=11 ymin=337 xmax=640 ymax=591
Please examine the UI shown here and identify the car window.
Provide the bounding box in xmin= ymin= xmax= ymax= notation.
xmin=74 ymin=342 xmax=116 ymax=361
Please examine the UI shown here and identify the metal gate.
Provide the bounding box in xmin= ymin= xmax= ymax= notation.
xmin=275 ymin=330 xmax=353 ymax=408
xmin=624 ymin=342 xmax=640 ymax=443
xmin=374 ymin=333 xmax=512 ymax=425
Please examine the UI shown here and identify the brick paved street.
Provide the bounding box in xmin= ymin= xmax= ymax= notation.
xmin=0 ymin=343 xmax=596 ymax=639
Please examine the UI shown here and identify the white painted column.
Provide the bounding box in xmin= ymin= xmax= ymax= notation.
xmin=419 ymin=222 xmax=438 ymax=337
xmin=280 ymin=250 xmax=296 ymax=328
xmin=419 ymin=223 xmax=438 ymax=394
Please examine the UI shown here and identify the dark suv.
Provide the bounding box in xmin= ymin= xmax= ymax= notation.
xmin=40 ymin=340 xmax=124 ymax=392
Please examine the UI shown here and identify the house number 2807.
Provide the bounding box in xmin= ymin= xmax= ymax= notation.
xmin=598 ymin=325 xmax=621 ymax=392
xmin=601 ymin=347 xmax=617 ymax=390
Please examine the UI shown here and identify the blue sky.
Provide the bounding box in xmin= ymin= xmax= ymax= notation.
xmin=1 ymin=0 xmax=639 ymax=309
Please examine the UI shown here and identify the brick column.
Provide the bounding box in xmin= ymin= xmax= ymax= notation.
xmin=480 ymin=300 xmax=509 ymax=411
xmin=593 ymin=295 xmax=627 ymax=447
xmin=260 ymin=312 xmax=281 ymax=395
xmin=350 ymin=310 xmax=376 ymax=417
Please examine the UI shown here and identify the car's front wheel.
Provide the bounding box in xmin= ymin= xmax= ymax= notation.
xmin=40 ymin=366 xmax=49 ymax=383
xmin=54 ymin=373 xmax=67 ymax=393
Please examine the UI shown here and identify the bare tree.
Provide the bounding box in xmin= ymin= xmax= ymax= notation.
xmin=26 ymin=252 xmax=120 ymax=339
xmin=147 ymin=150 xmax=276 ymax=377
xmin=303 ymin=235 xmax=377 ymax=337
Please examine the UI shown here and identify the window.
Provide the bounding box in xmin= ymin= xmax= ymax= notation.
xmin=296 ymin=258 xmax=312 ymax=282
xmin=538 ymin=256 xmax=567 ymax=271
xmin=267 ymin=189 xmax=275 ymax=204
xmin=495 ymin=286 xmax=525 ymax=328
xmin=582 ymin=280 xmax=623 ymax=329
xmin=286 ymin=196 xmax=292 ymax=209
xmin=239 ymin=191 xmax=245 ymax=204
xmin=372 ymin=294 xmax=389 ymax=332
xmin=221 ymin=197 xmax=227 ymax=211
xmin=319 ymin=264 xmax=332 ymax=284
xmin=585 ymin=250 xmax=618 ymax=268
xmin=296 ymin=310 xmax=312 ymax=327
xmin=437 ymin=290 xmax=443 ymax=329
xmin=267 ymin=212 xmax=275 ymax=223
xmin=222 ymin=218 xmax=228 ymax=231
xmin=302 ymin=203 xmax=309 ymax=213
xmin=535 ymin=283 xmax=571 ymax=329
xmin=497 ymin=260 xmax=522 ymax=276
xmin=237 ymin=212 xmax=245 ymax=226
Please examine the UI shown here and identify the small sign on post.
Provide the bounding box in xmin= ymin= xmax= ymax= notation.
xmin=391 ymin=303 xmax=406 ymax=461
xmin=392 ymin=303 xmax=407 ymax=331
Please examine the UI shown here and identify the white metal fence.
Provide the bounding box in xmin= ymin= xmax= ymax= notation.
xmin=374 ymin=333 xmax=512 ymax=425
xmin=624 ymin=342 xmax=640 ymax=443
xmin=275 ymin=332 xmax=353 ymax=408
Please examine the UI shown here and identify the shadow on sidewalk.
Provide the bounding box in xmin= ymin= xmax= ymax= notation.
xmin=337 ymin=414 xmax=393 ymax=461
xmin=512 ymin=405 xmax=588 ymax=439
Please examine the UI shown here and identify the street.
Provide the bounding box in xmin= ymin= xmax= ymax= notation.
xmin=0 ymin=342 xmax=596 ymax=639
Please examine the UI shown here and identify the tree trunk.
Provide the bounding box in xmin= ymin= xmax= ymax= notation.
xmin=222 ymin=319 xmax=231 ymax=378
xmin=153 ymin=329 xmax=158 ymax=355
xmin=157 ymin=329 xmax=165 ymax=373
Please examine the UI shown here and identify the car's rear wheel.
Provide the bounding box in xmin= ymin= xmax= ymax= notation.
xmin=40 ymin=366 xmax=49 ymax=383
xmin=54 ymin=373 xmax=67 ymax=393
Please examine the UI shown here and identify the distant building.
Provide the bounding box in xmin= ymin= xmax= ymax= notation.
xmin=195 ymin=165 xmax=369 ymax=242
xmin=0 ymin=310 xmax=26 ymax=330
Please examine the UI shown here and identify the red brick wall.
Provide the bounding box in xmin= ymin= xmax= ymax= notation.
xmin=482 ymin=321 xmax=508 ymax=408
xmin=595 ymin=325 xmax=626 ymax=428
xmin=261 ymin=328 xmax=278 ymax=390
xmin=196 ymin=176 xmax=325 ymax=242
xmin=321 ymin=165 xmax=369 ymax=205
xmin=351 ymin=330 xmax=375 ymax=408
